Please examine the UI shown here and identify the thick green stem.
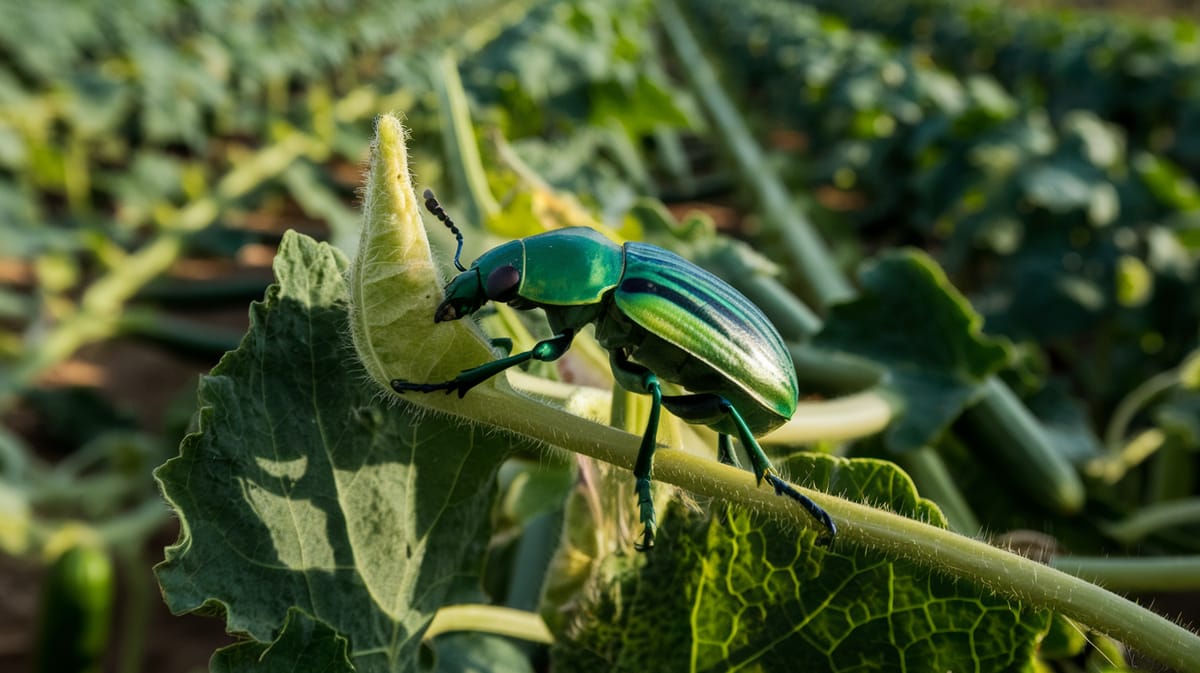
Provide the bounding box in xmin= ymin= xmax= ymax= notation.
xmin=696 ymin=244 xmax=824 ymax=340
xmin=98 ymin=499 xmax=171 ymax=549
xmin=115 ymin=548 xmax=152 ymax=673
xmin=787 ymin=344 xmax=884 ymax=395
xmin=765 ymin=391 xmax=892 ymax=444
xmin=119 ymin=308 xmax=244 ymax=357
xmin=135 ymin=276 xmax=272 ymax=305
xmin=506 ymin=512 xmax=560 ymax=614
xmin=1148 ymin=436 xmax=1195 ymax=503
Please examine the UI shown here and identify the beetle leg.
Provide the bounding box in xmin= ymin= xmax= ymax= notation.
xmin=718 ymin=400 xmax=837 ymax=542
xmin=632 ymin=371 xmax=662 ymax=552
xmin=391 ymin=330 xmax=574 ymax=398
xmin=717 ymin=434 xmax=743 ymax=469
xmin=660 ymin=393 xmax=836 ymax=542
xmin=609 ymin=351 xmax=662 ymax=551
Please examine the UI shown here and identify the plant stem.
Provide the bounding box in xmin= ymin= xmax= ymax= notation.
xmin=1051 ymin=555 xmax=1200 ymax=592
xmin=118 ymin=308 xmax=244 ymax=357
xmin=98 ymin=499 xmax=171 ymax=549
xmin=787 ymin=344 xmax=884 ymax=395
xmin=696 ymin=243 xmax=825 ymax=340
xmin=1104 ymin=367 xmax=1180 ymax=453
xmin=0 ymin=424 xmax=31 ymax=479
xmin=657 ymin=0 xmax=855 ymax=311
xmin=1102 ymin=498 xmax=1200 ymax=545
xmin=135 ymin=276 xmax=272 ymax=305
xmin=896 ymin=446 xmax=982 ymax=535
xmin=425 ymin=604 xmax=554 ymax=644
xmin=115 ymin=547 xmax=152 ymax=673
xmin=434 ymin=53 xmax=501 ymax=228
xmin=1148 ymin=436 xmax=1194 ymax=503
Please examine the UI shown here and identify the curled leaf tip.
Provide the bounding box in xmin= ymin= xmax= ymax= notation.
xmin=348 ymin=114 xmax=492 ymax=395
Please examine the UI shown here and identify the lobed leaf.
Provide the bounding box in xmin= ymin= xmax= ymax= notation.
xmin=553 ymin=454 xmax=1048 ymax=672
xmin=210 ymin=608 xmax=353 ymax=673
xmin=814 ymin=250 xmax=1011 ymax=451
xmin=155 ymin=231 xmax=521 ymax=672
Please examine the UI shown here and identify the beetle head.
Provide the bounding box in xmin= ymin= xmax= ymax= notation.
xmin=435 ymin=261 xmax=526 ymax=322
xmin=434 ymin=238 xmax=526 ymax=322
xmin=435 ymin=270 xmax=485 ymax=322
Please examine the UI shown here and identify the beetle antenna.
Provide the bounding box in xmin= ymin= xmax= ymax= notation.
xmin=423 ymin=189 xmax=467 ymax=272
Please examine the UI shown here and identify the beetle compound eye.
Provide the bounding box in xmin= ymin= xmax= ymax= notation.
xmin=485 ymin=264 xmax=521 ymax=301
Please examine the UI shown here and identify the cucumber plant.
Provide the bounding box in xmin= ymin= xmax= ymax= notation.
xmin=151 ymin=115 xmax=1200 ymax=673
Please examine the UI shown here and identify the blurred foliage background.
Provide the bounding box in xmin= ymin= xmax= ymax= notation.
xmin=0 ymin=0 xmax=1198 ymax=671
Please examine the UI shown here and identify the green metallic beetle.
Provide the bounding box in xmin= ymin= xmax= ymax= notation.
xmin=392 ymin=190 xmax=836 ymax=550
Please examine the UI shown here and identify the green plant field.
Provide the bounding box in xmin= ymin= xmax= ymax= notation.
xmin=1 ymin=1 xmax=1198 ymax=672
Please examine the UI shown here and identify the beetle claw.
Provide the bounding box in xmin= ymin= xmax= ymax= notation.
xmin=763 ymin=472 xmax=838 ymax=543
xmin=391 ymin=378 xmax=475 ymax=397
xmin=634 ymin=524 xmax=656 ymax=552
xmin=634 ymin=477 xmax=657 ymax=552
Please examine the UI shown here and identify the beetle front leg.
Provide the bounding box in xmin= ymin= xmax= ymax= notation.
xmin=391 ymin=330 xmax=574 ymax=398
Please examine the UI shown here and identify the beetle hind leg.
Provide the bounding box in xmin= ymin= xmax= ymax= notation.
xmin=661 ymin=393 xmax=837 ymax=543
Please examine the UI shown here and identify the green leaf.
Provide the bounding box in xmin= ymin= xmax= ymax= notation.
xmin=589 ymin=72 xmax=691 ymax=135
xmin=1021 ymin=161 xmax=1096 ymax=214
xmin=211 ymin=608 xmax=353 ymax=673
xmin=552 ymin=454 xmax=1048 ymax=672
xmin=155 ymin=232 xmax=520 ymax=672
xmin=814 ymin=250 xmax=1011 ymax=451
xmin=1024 ymin=381 xmax=1105 ymax=464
